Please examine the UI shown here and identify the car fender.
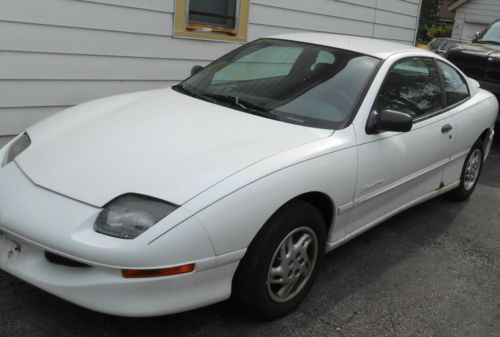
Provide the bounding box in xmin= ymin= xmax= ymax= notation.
xmin=180 ymin=127 xmax=358 ymax=256
xmin=453 ymin=90 xmax=498 ymax=158
xmin=0 ymin=161 xmax=215 ymax=269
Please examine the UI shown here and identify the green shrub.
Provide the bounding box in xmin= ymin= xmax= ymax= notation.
xmin=427 ymin=24 xmax=452 ymax=39
xmin=417 ymin=23 xmax=453 ymax=44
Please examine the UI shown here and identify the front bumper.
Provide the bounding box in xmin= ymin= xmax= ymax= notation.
xmin=0 ymin=162 xmax=244 ymax=316
xmin=0 ymin=230 xmax=241 ymax=316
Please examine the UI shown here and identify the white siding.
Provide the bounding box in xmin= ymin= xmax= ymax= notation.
xmin=0 ymin=0 xmax=421 ymax=135
xmin=451 ymin=0 xmax=500 ymax=40
xmin=0 ymin=136 xmax=12 ymax=149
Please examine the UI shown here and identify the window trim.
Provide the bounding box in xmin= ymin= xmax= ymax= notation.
xmin=341 ymin=57 xmax=383 ymax=129
xmin=173 ymin=0 xmax=250 ymax=42
xmin=434 ymin=58 xmax=448 ymax=109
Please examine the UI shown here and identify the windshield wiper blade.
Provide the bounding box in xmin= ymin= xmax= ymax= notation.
xmin=202 ymin=93 xmax=280 ymax=120
xmin=174 ymin=86 xmax=280 ymax=121
xmin=203 ymin=93 xmax=266 ymax=111
xmin=173 ymin=85 xmax=229 ymax=106
xmin=477 ymin=40 xmax=500 ymax=45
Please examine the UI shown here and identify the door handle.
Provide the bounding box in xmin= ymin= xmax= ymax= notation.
xmin=441 ymin=124 xmax=453 ymax=133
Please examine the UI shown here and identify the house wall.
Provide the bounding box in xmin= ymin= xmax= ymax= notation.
xmin=451 ymin=0 xmax=500 ymax=41
xmin=0 ymin=0 xmax=422 ymax=136
xmin=0 ymin=136 xmax=11 ymax=149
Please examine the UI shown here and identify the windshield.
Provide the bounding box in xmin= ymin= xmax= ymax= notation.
xmin=478 ymin=21 xmax=500 ymax=44
xmin=175 ymin=39 xmax=380 ymax=129
xmin=429 ymin=38 xmax=445 ymax=50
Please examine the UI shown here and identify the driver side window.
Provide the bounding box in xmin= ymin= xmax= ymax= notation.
xmin=376 ymin=57 xmax=444 ymax=119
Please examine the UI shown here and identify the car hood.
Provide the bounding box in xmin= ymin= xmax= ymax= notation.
xmin=16 ymin=88 xmax=331 ymax=207
xmin=445 ymin=42 xmax=500 ymax=86
xmin=448 ymin=42 xmax=500 ymax=59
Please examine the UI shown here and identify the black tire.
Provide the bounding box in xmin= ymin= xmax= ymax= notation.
xmin=447 ymin=140 xmax=484 ymax=201
xmin=231 ymin=199 xmax=326 ymax=320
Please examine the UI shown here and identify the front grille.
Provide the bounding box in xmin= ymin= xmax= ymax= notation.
xmin=45 ymin=251 xmax=90 ymax=268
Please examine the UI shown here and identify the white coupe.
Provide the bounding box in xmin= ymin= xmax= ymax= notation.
xmin=0 ymin=33 xmax=497 ymax=320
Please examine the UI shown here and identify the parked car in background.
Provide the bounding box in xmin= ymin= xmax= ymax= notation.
xmin=428 ymin=37 xmax=464 ymax=56
xmin=0 ymin=33 xmax=497 ymax=320
xmin=445 ymin=19 xmax=500 ymax=119
xmin=428 ymin=37 xmax=449 ymax=51
xmin=436 ymin=39 xmax=466 ymax=56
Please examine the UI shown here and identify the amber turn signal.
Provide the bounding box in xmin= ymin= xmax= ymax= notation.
xmin=121 ymin=263 xmax=195 ymax=278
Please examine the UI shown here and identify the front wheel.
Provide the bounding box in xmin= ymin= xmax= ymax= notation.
xmin=447 ymin=141 xmax=484 ymax=201
xmin=231 ymin=200 xmax=326 ymax=320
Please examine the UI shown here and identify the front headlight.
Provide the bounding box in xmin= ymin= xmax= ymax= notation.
xmin=94 ymin=194 xmax=178 ymax=239
xmin=2 ymin=133 xmax=31 ymax=167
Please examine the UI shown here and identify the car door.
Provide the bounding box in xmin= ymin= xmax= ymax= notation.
xmin=346 ymin=56 xmax=457 ymax=234
xmin=435 ymin=60 xmax=475 ymax=186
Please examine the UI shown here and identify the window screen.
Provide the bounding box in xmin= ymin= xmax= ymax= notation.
xmin=188 ymin=0 xmax=237 ymax=28
xmin=174 ymin=0 xmax=249 ymax=42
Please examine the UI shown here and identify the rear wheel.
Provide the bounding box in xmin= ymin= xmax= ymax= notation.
xmin=231 ymin=200 xmax=326 ymax=320
xmin=447 ymin=141 xmax=483 ymax=201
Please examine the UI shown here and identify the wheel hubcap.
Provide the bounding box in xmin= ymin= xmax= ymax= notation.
xmin=267 ymin=227 xmax=318 ymax=303
xmin=464 ymin=149 xmax=482 ymax=191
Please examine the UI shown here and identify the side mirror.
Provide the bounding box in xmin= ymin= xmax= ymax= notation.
xmin=472 ymin=31 xmax=481 ymax=43
xmin=191 ymin=65 xmax=204 ymax=76
xmin=367 ymin=109 xmax=413 ymax=134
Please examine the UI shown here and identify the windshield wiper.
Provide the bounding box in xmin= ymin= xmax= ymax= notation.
xmin=173 ymin=85 xmax=280 ymax=121
xmin=477 ymin=39 xmax=500 ymax=45
xmin=201 ymin=93 xmax=280 ymax=120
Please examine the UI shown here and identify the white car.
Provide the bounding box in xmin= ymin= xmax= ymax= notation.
xmin=0 ymin=33 xmax=497 ymax=320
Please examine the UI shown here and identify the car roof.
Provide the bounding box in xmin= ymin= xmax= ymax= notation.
xmin=269 ymin=32 xmax=428 ymax=59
